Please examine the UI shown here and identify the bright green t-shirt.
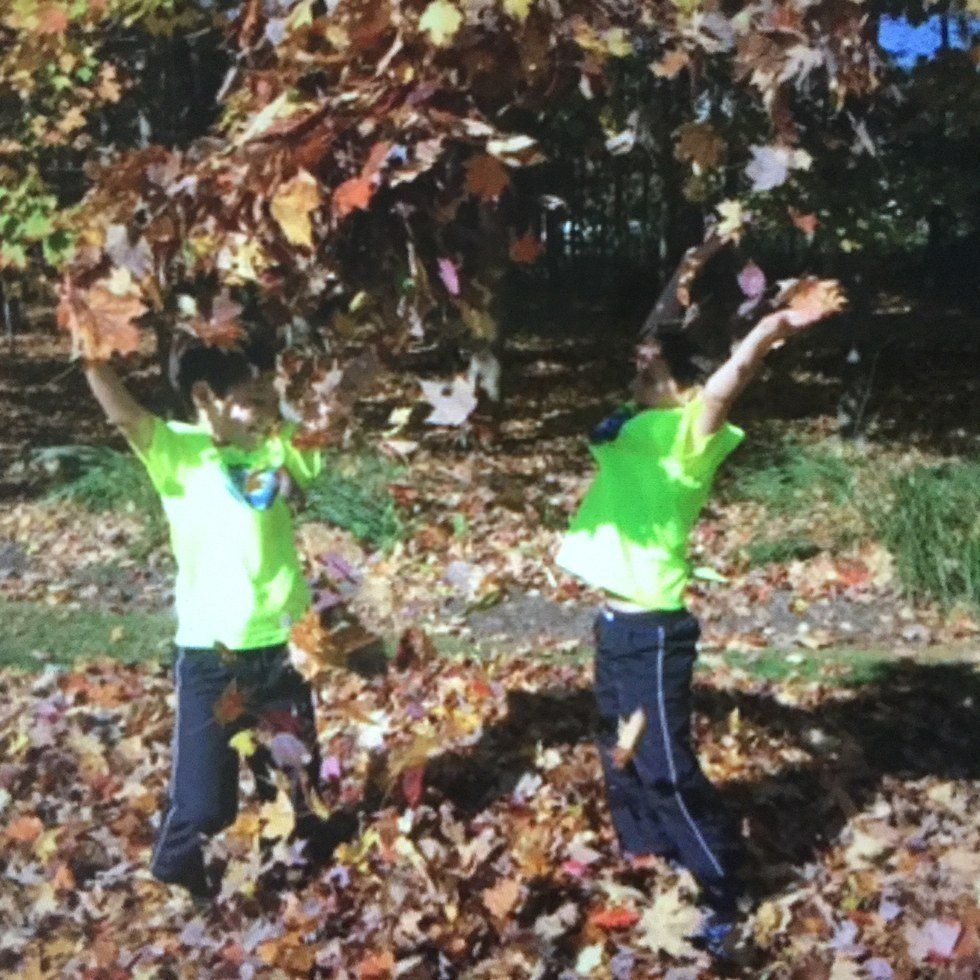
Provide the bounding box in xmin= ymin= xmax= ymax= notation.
xmin=556 ymin=395 xmax=743 ymax=610
xmin=132 ymin=418 xmax=323 ymax=651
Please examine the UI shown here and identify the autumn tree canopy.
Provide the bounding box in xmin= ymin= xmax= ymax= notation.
xmin=1 ymin=0 xmax=975 ymax=435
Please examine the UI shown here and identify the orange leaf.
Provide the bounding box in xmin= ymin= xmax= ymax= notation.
xmin=401 ymin=765 xmax=425 ymax=807
xmin=465 ymin=154 xmax=510 ymax=200
xmin=652 ymin=48 xmax=690 ymax=78
xmin=788 ymin=206 xmax=819 ymax=237
xmin=214 ymin=679 xmax=248 ymax=726
xmin=775 ymin=277 xmax=847 ymax=329
xmin=361 ymin=141 xmax=392 ymax=179
xmin=332 ymin=177 xmax=375 ymax=218
xmin=190 ymin=290 xmax=244 ymax=349
xmin=590 ymin=906 xmax=641 ymax=930
xmin=358 ymin=951 xmax=395 ymax=980
xmin=6 ymin=815 xmax=43 ymax=843
xmin=509 ymin=232 xmax=545 ymax=265
xmin=38 ymin=4 xmax=70 ymax=34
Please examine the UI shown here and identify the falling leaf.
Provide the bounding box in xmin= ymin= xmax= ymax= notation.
xmin=502 ymin=0 xmax=533 ymax=22
xmin=419 ymin=0 xmax=462 ymax=46
xmin=773 ymin=277 xmax=847 ymax=330
xmin=358 ymin=950 xmax=395 ymax=980
xmin=509 ymin=232 xmax=544 ymax=264
xmin=745 ymin=144 xmax=812 ymax=193
xmin=437 ymin=257 xmax=461 ymax=295
xmin=38 ymin=4 xmax=69 ymax=34
xmin=715 ymin=198 xmax=747 ymax=241
xmin=789 ymin=206 xmax=819 ymax=236
xmin=332 ymin=177 xmax=374 ymax=219
xmin=612 ymin=707 xmax=646 ymax=768
xmin=269 ymin=732 xmax=310 ymax=770
xmin=271 ymin=170 xmax=322 ymax=247
xmin=229 ymin=729 xmax=258 ymax=758
xmin=464 ymin=154 xmax=510 ymax=200
xmin=482 ymin=877 xmax=521 ymax=919
xmin=57 ymin=278 xmax=145 ymax=362
xmin=419 ymin=375 xmax=478 ymax=426
xmin=190 ymin=290 xmax=244 ymax=349
xmin=214 ymin=679 xmax=248 ymax=726
xmin=675 ymin=122 xmax=727 ymax=170
xmin=574 ymin=944 xmax=604 ymax=974
xmin=401 ymin=765 xmax=425 ymax=806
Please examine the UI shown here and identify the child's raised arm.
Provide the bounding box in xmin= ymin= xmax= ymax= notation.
xmin=698 ymin=278 xmax=845 ymax=436
xmin=84 ymin=362 xmax=155 ymax=453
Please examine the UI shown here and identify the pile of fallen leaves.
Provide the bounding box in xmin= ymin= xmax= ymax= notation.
xmin=2 ymin=636 xmax=978 ymax=978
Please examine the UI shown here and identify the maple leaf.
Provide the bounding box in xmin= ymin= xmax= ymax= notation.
xmin=675 ymin=121 xmax=727 ymax=170
xmin=464 ymin=154 xmax=510 ymax=200
xmin=214 ymin=679 xmax=248 ymax=725
xmin=57 ymin=277 xmax=145 ymax=362
xmin=636 ymin=887 xmax=700 ymax=957
xmin=419 ymin=0 xmax=462 ymax=46
xmin=419 ymin=375 xmax=478 ymax=426
xmin=509 ymin=232 xmax=544 ymax=264
xmin=772 ymin=277 xmax=847 ymax=331
xmin=270 ymin=170 xmax=322 ymax=247
xmin=612 ymin=707 xmax=646 ymax=768
xmin=332 ymin=176 xmax=374 ymax=219
xmin=5 ymin=815 xmax=43 ymax=843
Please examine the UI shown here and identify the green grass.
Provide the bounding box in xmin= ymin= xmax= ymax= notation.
xmin=300 ymin=447 xmax=407 ymax=550
xmin=717 ymin=647 xmax=894 ymax=686
xmin=721 ymin=439 xmax=856 ymax=514
xmin=41 ymin=446 xmax=166 ymax=558
xmin=0 ymin=600 xmax=173 ymax=670
xmin=867 ymin=462 xmax=980 ymax=610
xmin=744 ymin=534 xmax=821 ymax=567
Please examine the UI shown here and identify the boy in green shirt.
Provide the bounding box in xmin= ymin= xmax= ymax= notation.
xmin=84 ymin=341 xmax=329 ymax=899
xmin=557 ymin=292 xmax=841 ymax=957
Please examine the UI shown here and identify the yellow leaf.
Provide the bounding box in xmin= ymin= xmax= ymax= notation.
xmin=636 ymin=887 xmax=700 ymax=957
xmin=270 ymin=170 xmax=321 ymax=248
xmin=604 ymin=28 xmax=633 ymax=58
xmin=419 ymin=0 xmax=462 ymax=46
xmin=502 ymin=0 xmax=532 ymax=21
xmin=230 ymin=729 xmax=258 ymax=758
xmin=259 ymin=790 xmax=296 ymax=840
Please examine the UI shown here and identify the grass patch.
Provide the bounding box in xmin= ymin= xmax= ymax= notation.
xmin=300 ymin=447 xmax=406 ymax=550
xmin=0 ymin=600 xmax=173 ymax=670
xmin=717 ymin=647 xmax=893 ymax=686
xmin=40 ymin=446 xmax=166 ymax=558
xmin=867 ymin=462 xmax=980 ymax=610
xmin=744 ymin=534 xmax=820 ymax=567
xmin=721 ymin=439 xmax=856 ymax=514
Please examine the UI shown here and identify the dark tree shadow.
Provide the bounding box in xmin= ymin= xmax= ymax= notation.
xmin=416 ymin=660 xmax=980 ymax=899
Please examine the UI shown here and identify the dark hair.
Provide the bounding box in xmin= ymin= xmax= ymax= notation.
xmin=169 ymin=335 xmax=276 ymax=406
xmin=637 ymin=330 xmax=706 ymax=387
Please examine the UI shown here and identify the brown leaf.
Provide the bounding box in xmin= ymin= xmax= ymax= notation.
xmin=189 ymin=290 xmax=244 ymax=349
xmin=652 ymin=48 xmax=690 ymax=78
xmin=57 ymin=278 xmax=145 ymax=362
xmin=394 ymin=627 xmax=438 ymax=669
xmin=465 ymin=154 xmax=510 ymax=200
xmin=612 ymin=707 xmax=646 ymax=768
xmin=38 ymin=4 xmax=70 ymax=34
xmin=482 ymin=877 xmax=521 ymax=919
xmin=788 ymin=206 xmax=819 ymax=236
xmin=675 ymin=122 xmax=727 ymax=170
xmin=509 ymin=232 xmax=545 ymax=264
xmin=214 ymin=679 xmax=248 ymax=726
xmin=358 ymin=950 xmax=395 ymax=980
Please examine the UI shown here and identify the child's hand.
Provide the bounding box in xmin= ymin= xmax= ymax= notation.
xmin=763 ymin=278 xmax=847 ymax=339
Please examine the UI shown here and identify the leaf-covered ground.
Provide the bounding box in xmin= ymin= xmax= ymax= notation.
xmin=1 ymin=329 xmax=979 ymax=977
xmin=1 ymin=642 xmax=979 ymax=978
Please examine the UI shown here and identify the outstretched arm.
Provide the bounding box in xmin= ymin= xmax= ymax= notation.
xmin=84 ymin=362 xmax=155 ymax=452
xmin=698 ymin=280 xmax=845 ymax=436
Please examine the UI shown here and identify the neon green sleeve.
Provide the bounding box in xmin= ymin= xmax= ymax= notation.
xmin=281 ymin=427 xmax=324 ymax=490
xmin=128 ymin=417 xmax=186 ymax=496
xmin=672 ymin=395 xmax=745 ymax=481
